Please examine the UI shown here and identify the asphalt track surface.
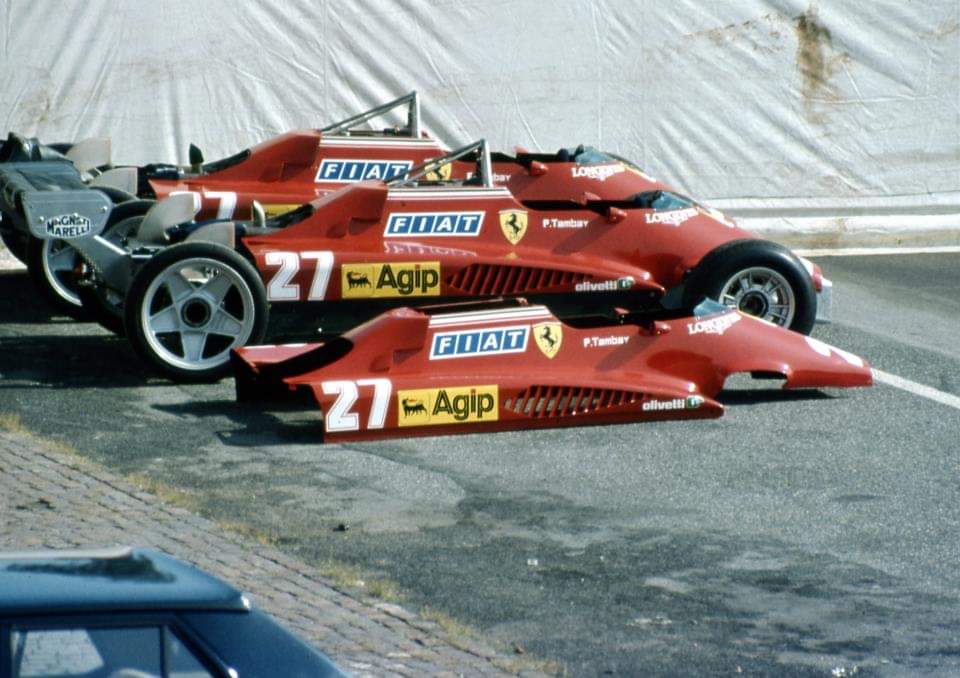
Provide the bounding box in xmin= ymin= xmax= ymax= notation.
xmin=1 ymin=253 xmax=958 ymax=676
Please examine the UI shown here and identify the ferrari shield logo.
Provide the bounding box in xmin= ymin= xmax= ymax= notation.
xmin=424 ymin=159 xmax=453 ymax=182
xmin=533 ymin=322 xmax=562 ymax=359
xmin=499 ymin=209 xmax=528 ymax=245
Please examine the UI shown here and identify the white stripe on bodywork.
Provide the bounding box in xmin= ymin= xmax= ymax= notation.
xmin=428 ymin=306 xmax=552 ymax=327
xmin=388 ymin=189 xmax=511 ymax=199
xmin=794 ymin=246 xmax=960 ymax=257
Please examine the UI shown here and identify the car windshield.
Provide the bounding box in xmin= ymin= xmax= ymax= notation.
xmin=630 ymin=190 xmax=696 ymax=210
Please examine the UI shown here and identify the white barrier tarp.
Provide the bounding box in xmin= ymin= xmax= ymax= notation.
xmin=2 ymin=0 xmax=958 ymax=241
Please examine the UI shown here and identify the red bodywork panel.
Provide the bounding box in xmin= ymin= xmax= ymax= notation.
xmin=233 ymin=304 xmax=871 ymax=442
xmin=239 ymin=181 xmax=755 ymax=307
xmin=150 ymin=132 xmax=451 ymax=220
xmin=149 ymin=131 xmax=679 ymax=222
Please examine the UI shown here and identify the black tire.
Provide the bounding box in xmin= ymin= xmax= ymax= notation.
xmin=1 ymin=223 xmax=28 ymax=264
xmin=76 ymin=200 xmax=156 ymax=335
xmin=78 ymin=282 xmax=127 ymax=335
xmin=124 ymin=242 xmax=268 ymax=382
xmin=682 ymin=239 xmax=817 ymax=335
xmin=26 ymin=236 xmax=92 ymax=319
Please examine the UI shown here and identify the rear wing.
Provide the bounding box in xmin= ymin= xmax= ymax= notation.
xmin=0 ymin=162 xmax=111 ymax=239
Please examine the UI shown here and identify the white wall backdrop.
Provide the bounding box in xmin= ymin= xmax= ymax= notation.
xmin=2 ymin=0 xmax=958 ymax=240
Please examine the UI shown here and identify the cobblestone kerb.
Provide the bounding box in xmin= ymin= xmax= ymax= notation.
xmin=0 ymin=430 xmax=534 ymax=677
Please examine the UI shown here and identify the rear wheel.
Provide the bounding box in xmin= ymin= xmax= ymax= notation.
xmin=124 ymin=242 xmax=268 ymax=382
xmin=25 ymin=196 xmax=152 ymax=319
xmin=77 ymin=276 xmax=128 ymax=336
xmin=26 ymin=236 xmax=91 ymax=318
xmin=682 ymin=239 xmax=816 ymax=335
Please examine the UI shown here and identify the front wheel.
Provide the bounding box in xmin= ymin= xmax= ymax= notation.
xmin=124 ymin=242 xmax=268 ymax=382
xmin=682 ymin=239 xmax=817 ymax=335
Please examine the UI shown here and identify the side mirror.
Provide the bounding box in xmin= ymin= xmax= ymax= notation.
xmin=636 ymin=319 xmax=671 ymax=336
xmin=188 ymin=143 xmax=204 ymax=171
xmin=606 ymin=206 xmax=627 ymax=224
xmin=528 ymin=160 xmax=548 ymax=176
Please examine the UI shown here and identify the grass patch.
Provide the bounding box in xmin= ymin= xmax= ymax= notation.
xmin=315 ymin=559 xmax=404 ymax=602
xmin=215 ymin=520 xmax=278 ymax=548
xmin=127 ymin=473 xmax=201 ymax=513
xmin=0 ymin=412 xmax=88 ymax=464
xmin=491 ymin=655 xmax=567 ymax=676
xmin=0 ymin=412 xmax=26 ymax=434
xmin=421 ymin=606 xmax=567 ymax=676
xmin=420 ymin=606 xmax=481 ymax=639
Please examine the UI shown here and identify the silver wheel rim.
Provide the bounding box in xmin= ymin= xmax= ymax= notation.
xmin=41 ymin=239 xmax=83 ymax=307
xmin=718 ymin=266 xmax=795 ymax=327
xmin=139 ymin=256 xmax=257 ymax=372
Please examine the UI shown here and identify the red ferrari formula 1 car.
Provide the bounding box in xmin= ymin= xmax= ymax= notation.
xmin=0 ymin=93 xmax=453 ymax=315
xmin=232 ymin=299 xmax=871 ymax=442
xmin=1 ymin=93 xmax=830 ymax=340
xmin=76 ymin=138 xmax=829 ymax=382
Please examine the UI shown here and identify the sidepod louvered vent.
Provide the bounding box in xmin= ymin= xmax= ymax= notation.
xmin=505 ymin=385 xmax=641 ymax=419
xmin=446 ymin=264 xmax=591 ymax=296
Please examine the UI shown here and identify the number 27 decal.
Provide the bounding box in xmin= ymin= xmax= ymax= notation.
xmin=265 ymin=251 xmax=334 ymax=301
xmin=321 ymin=379 xmax=392 ymax=432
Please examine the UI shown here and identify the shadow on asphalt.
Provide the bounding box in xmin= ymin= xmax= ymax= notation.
xmin=153 ymin=399 xmax=325 ymax=447
xmin=0 ymin=333 xmax=158 ymax=388
xmin=0 ymin=270 xmax=80 ymax=325
xmin=717 ymin=388 xmax=834 ymax=406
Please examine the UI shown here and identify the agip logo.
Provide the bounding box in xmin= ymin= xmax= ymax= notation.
xmin=397 ymin=385 xmax=499 ymax=427
xmin=532 ymin=322 xmax=562 ymax=359
xmin=499 ymin=209 xmax=528 ymax=245
xmin=341 ymin=262 xmax=441 ymax=298
xmin=315 ymin=159 xmax=412 ymax=183
xmin=384 ymin=212 xmax=484 ymax=237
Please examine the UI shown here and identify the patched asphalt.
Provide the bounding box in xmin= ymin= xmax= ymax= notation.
xmin=1 ymin=253 xmax=959 ymax=676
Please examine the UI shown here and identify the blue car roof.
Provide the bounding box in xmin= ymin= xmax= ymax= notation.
xmin=0 ymin=547 xmax=247 ymax=616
